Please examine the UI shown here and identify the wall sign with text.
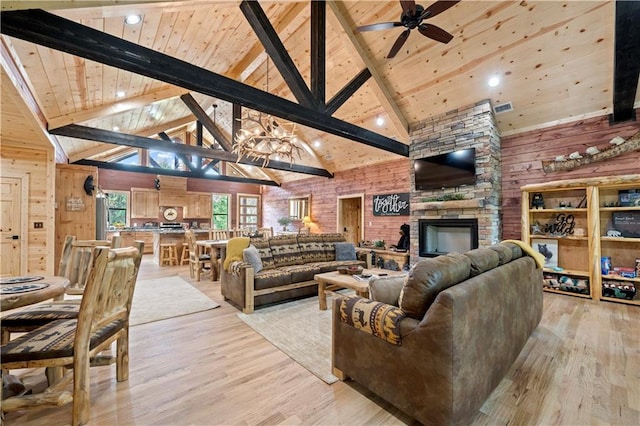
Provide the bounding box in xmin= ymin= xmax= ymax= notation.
xmin=372 ymin=193 xmax=410 ymax=216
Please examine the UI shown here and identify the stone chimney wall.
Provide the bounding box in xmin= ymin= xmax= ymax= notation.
xmin=409 ymin=100 xmax=502 ymax=264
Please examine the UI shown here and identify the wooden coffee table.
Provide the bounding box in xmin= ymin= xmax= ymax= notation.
xmin=314 ymin=268 xmax=404 ymax=310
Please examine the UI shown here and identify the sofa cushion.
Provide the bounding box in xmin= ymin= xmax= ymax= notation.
xmin=269 ymin=235 xmax=303 ymax=267
xmin=369 ymin=275 xmax=406 ymax=306
xmin=339 ymin=296 xmax=405 ymax=345
xmin=311 ymin=259 xmax=366 ymax=273
xmin=279 ymin=264 xmax=322 ymax=282
xmin=254 ymin=268 xmax=292 ymax=291
xmin=335 ymin=242 xmax=356 ymax=260
xmin=243 ymin=245 xmax=263 ymax=273
xmin=297 ymin=234 xmax=327 ymax=263
xmin=500 ymin=241 xmax=523 ymax=260
xmin=321 ymin=233 xmax=345 ymax=261
xmin=489 ymin=243 xmax=513 ymax=265
xmin=465 ymin=248 xmax=500 ymax=277
xmin=399 ymin=252 xmax=471 ymax=319
xmin=251 ymin=238 xmax=275 ymax=270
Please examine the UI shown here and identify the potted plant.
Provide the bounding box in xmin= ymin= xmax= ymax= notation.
xmin=277 ymin=216 xmax=292 ymax=231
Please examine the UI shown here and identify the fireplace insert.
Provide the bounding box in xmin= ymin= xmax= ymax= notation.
xmin=418 ymin=218 xmax=479 ymax=257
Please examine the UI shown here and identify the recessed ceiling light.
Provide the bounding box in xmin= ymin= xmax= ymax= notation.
xmin=124 ymin=14 xmax=141 ymax=25
xmin=376 ymin=115 xmax=384 ymax=126
xmin=116 ymin=91 xmax=125 ymax=98
xmin=488 ymin=76 xmax=500 ymax=87
xmin=313 ymin=141 xmax=321 ymax=148
xmin=113 ymin=126 xmax=120 ymax=131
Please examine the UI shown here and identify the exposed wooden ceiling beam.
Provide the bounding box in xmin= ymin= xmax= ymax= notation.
xmin=48 ymin=86 xmax=189 ymax=129
xmin=180 ymin=93 xmax=233 ymax=152
xmin=311 ymin=0 xmax=326 ymax=107
xmin=239 ymin=1 xmax=319 ymax=111
xmin=74 ymin=159 xmax=279 ymax=187
xmin=326 ymin=69 xmax=372 ymax=116
xmin=611 ymin=0 xmax=640 ymax=123
xmin=1 ymin=9 xmax=408 ymax=157
xmin=326 ymin=1 xmax=410 ymax=143
xmin=50 ymin=124 xmax=334 ymax=178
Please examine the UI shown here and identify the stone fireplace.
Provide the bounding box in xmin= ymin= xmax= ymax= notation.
xmin=409 ymin=100 xmax=501 ymax=264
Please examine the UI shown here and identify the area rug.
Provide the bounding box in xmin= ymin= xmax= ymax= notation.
xmin=237 ymin=291 xmax=352 ymax=385
xmin=130 ymin=275 xmax=219 ymax=326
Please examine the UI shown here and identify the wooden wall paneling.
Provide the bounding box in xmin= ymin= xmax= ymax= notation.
xmin=55 ymin=163 xmax=97 ymax=267
xmin=262 ymin=158 xmax=411 ymax=245
xmin=0 ymin=143 xmax=56 ymax=274
xmin=501 ymin=111 xmax=640 ymax=240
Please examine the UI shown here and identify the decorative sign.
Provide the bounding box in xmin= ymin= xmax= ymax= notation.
xmin=65 ymin=197 xmax=85 ymax=212
xmin=543 ymin=213 xmax=575 ymax=236
xmin=372 ymin=193 xmax=410 ymax=216
xmin=612 ymin=212 xmax=640 ymax=237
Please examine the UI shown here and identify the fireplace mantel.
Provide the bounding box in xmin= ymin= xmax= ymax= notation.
xmin=412 ymin=198 xmax=485 ymax=212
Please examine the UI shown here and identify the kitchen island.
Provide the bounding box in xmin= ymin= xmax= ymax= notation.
xmin=106 ymin=228 xmax=156 ymax=254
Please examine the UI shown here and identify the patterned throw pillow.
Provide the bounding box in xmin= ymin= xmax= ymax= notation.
xmin=250 ymin=238 xmax=275 ymax=270
xmin=321 ymin=233 xmax=345 ymax=261
xmin=339 ymin=296 xmax=405 ymax=345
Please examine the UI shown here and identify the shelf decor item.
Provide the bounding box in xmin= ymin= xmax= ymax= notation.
xmin=277 ymin=216 xmax=291 ymax=231
xmin=532 ymin=238 xmax=558 ymax=269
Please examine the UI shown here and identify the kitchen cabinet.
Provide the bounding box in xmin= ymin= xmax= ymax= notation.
xmin=157 ymin=176 xmax=187 ymax=206
xmin=184 ymin=192 xmax=212 ymax=219
xmin=131 ymin=188 xmax=159 ymax=219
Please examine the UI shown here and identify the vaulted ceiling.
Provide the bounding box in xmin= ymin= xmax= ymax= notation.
xmin=1 ymin=1 xmax=638 ymax=185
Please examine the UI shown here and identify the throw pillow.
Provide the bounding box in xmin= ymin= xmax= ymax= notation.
xmin=369 ymin=275 xmax=406 ymax=306
xmin=243 ymin=245 xmax=263 ymax=273
xmin=334 ymin=242 xmax=356 ymax=261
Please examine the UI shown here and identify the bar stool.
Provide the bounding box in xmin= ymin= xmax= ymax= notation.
xmin=159 ymin=243 xmax=178 ymax=266
xmin=180 ymin=242 xmax=190 ymax=265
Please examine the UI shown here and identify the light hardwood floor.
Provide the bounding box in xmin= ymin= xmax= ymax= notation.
xmin=3 ymin=255 xmax=639 ymax=425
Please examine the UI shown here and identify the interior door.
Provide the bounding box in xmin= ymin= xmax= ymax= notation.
xmin=0 ymin=177 xmax=22 ymax=276
xmin=337 ymin=195 xmax=363 ymax=245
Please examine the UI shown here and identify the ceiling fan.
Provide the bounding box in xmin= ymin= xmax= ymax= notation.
xmin=357 ymin=0 xmax=460 ymax=59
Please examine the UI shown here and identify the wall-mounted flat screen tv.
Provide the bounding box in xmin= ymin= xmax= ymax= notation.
xmin=414 ymin=148 xmax=476 ymax=190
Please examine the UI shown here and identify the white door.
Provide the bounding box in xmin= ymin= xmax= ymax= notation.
xmin=0 ymin=177 xmax=22 ymax=276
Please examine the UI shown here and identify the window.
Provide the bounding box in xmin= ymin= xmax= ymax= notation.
xmin=237 ymin=194 xmax=260 ymax=231
xmin=212 ymin=194 xmax=230 ymax=229
xmin=149 ymin=150 xmax=177 ymax=169
xmin=106 ymin=191 xmax=129 ymax=227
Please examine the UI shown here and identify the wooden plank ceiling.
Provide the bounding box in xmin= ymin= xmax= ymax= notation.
xmin=1 ymin=1 xmax=638 ymax=183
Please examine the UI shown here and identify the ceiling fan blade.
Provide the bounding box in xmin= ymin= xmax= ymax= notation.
xmin=357 ymin=22 xmax=402 ymax=32
xmin=400 ymin=0 xmax=417 ymax=15
xmin=387 ymin=29 xmax=411 ymax=59
xmin=418 ymin=24 xmax=454 ymax=44
xmin=420 ymin=0 xmax=460 ymax=20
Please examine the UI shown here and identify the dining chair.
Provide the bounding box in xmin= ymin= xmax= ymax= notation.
xmin=1 ymin=240 xmax=140 ymax=346
xmin=1 ymin=243 xmax=143 ymax=426
xmin=258 ymin=227 xmax=273 ymax=238
xmin=209 ymin=229 xmax=229 ymax=240
xmin=185 ymin=229 xmax=211 ymax=281
xmin=62 ymin=236 xmax=122 ymax=296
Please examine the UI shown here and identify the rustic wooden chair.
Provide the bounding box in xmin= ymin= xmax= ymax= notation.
xmin=61 ymin=236 xmax=122 ymax=296
xmin=185 ymin=229 xmax=211 ymax=281
xmin=1 ymin=243 xmax=143 ymax=426
xmin=209 ymin=229 xmax=229 ymax=240
xmin=258 ymin=227 xmax=273 ymax=238
xmin=0 ymin=236 xmax=129 ymax=344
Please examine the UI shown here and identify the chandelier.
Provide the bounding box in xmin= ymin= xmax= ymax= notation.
xmin=233 ymin=57 xmax=302 ymax=166
xmin=233 ymin=112 xmax=302 ymax=166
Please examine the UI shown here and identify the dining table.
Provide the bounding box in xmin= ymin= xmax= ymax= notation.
xmin=196 ymin=239 xmax=228 ymax=281
xmin=0 ymin=275 xmax=69 ymax=311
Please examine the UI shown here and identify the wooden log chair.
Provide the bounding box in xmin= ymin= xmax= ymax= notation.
xmin=60 ymin=236 xmax=122 ymax=296
xmin=1 ymin=243 xmax=143 ymax=426
xmin=185 ymin=229 xmax=211 ymax=281
xmin=209 ymin=229 xmax=229 ymax=240
xmin=258 ymin=227 xmax=273 ymax=238
xmin=0 ymin=239 xmax=139 ymax=346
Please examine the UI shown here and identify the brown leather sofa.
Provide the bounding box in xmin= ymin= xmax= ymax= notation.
xmin=332 ymin=242 xmax=543 ymax=426
xmin=221 ymin=233 xmax=365 ymax=313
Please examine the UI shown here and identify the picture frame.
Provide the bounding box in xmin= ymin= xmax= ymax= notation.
xmin=531 ymin=238 xmax=558 ymax=269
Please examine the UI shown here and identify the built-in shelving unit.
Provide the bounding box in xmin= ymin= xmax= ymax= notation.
xmin=521 ymin=174 xmax=640 ymax=306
